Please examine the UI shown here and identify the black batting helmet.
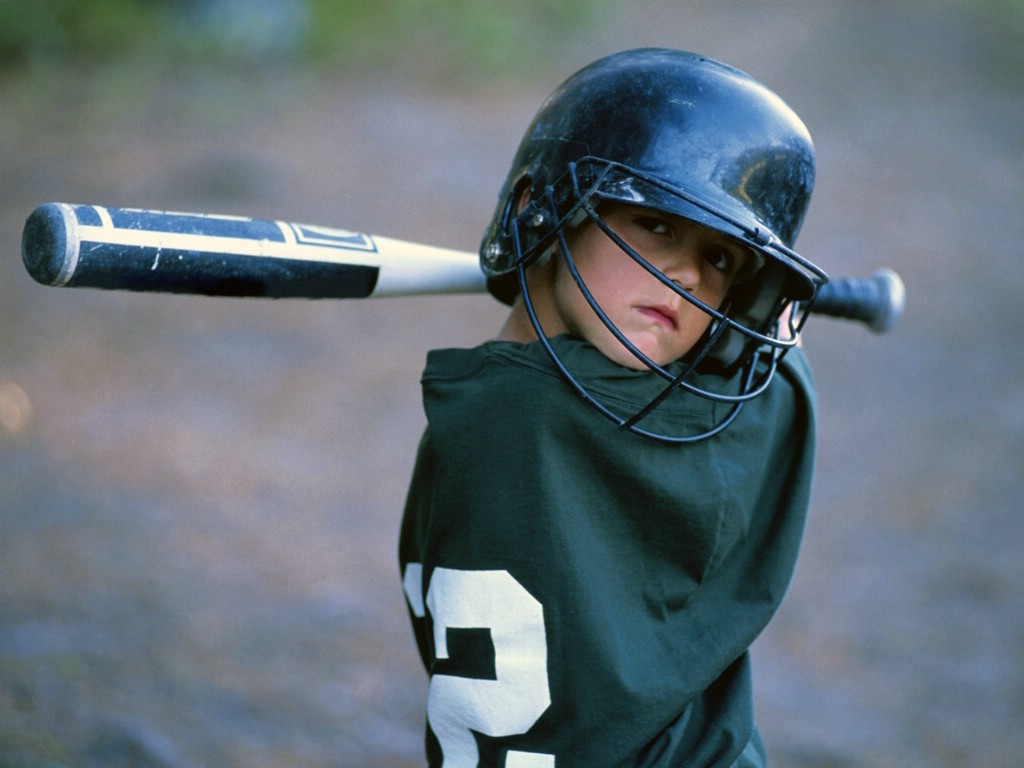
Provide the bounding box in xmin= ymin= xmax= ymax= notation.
xmin=480 ymin=48 xmax=828 ymax=441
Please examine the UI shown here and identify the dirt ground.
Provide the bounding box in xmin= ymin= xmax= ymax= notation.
xmin=1 ymin=1 xmax=1022 ymax=766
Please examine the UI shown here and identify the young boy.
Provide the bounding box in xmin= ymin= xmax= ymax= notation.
xmin=399 ymin=48 xmax=828 ymax=767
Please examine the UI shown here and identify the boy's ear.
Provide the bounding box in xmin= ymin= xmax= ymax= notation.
xmin=516 ymin=186 xmax=532 ymax=215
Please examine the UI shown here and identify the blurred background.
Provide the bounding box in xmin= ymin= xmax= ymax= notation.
xmin=1 ymin=1 xmax=1022 ymax=766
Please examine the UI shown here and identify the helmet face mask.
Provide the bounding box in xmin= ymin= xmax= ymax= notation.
xmin=481 ymin=49 xmax=828 ymax=442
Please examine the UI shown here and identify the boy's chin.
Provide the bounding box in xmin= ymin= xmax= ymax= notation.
xmin=599 ymin=341 xmax=673 ymax=371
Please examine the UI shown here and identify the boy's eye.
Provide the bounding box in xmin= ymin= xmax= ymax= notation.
xmin=633 ymin=215 xmax=673 ymax=237
xmin=704 ymin=248 xmax=732 ymax=271
xmin=704 ymin=246 xmax=746 ymax=276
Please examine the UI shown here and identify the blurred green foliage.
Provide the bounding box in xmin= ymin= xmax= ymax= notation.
xmin=987 ymin=0 xmax=1024 ymax=47
xmin=0 ymin=0 xmax=612 ymax=75
xmin=3 ymin=0 xmax=1020 ymax=78
xmin=305 ymin=0 xmax=611 ymax=71
xmin=0 ymin=0 xmax=173 ymax=64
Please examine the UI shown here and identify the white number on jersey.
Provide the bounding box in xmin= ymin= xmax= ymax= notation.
xmin=404 ymin=564 xmax=554 ymax=767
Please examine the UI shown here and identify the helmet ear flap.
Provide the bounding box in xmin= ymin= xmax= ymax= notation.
xmin=483 ymin=176 xmax=532 ymax=265
xmin=484 ymin=174 xmax=594 ymax=303
xmin=483 ymin=176 xmax=540 ymax=304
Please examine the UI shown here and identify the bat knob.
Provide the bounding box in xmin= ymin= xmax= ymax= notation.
xmin=864 ymin=268 xmax=906 ymax=333
xmin=811 ymin=268 xmax=906 ymax=333
xmin=22 ymin=203 xmax=76 ymax=286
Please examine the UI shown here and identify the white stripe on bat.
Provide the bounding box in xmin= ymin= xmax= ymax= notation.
xmin=70 ymin=222 xmax=487 ymax=296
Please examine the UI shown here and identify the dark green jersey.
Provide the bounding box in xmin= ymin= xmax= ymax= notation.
xmin=399 ymin=336 xmax=816 ymax=768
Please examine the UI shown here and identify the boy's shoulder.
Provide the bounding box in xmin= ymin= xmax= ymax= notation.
xmin=426 ymin=336 xmax=814 ymax=395
xmin=424 ymin=337 xmax=618 ymax=382
xmin=421 ymin=337 xmax=814 ymax=444
xmin=776 ymin=345 xmax=815 ymax=400
xmin=425 ymin=336 xmax=707 ymax=393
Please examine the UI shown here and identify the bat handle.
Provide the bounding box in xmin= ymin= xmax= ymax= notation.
xmin=810 ymin=268 xmax=906 ymax=333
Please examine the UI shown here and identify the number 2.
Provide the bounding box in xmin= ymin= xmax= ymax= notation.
xmin=404 ymin=564 xmax=554 ymax=767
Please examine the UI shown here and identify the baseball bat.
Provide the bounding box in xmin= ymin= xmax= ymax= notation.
xmin=21 ymin=202 xmax=485 ymax=299
xmin=21 ymin=202 xmax=904 ymax=331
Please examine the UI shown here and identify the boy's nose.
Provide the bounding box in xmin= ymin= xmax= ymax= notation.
xmin=663 ymin=248 xmax=702 ymax=292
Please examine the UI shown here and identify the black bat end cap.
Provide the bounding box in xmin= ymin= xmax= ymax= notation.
xmin=22 ymin=203 xmax=71 ymax=286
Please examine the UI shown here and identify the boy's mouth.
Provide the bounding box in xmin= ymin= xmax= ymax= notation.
xmin=636 ymin=304 xmax=679 ymax=330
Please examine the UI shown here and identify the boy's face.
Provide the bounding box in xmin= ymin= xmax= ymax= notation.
xmin=535 ymin=203 xmax=753 ymax=370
